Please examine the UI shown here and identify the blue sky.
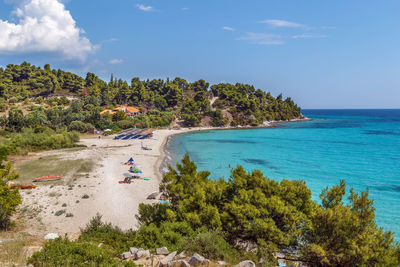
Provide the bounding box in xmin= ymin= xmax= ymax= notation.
xmin=0 ymin=0 xmax=399 ymax=109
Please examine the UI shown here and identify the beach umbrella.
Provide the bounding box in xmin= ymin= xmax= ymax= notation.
xmin=128 ymin=157 xmax=134 ymax=162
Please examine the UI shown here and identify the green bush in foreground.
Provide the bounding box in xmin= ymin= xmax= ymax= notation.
xmin=28 ymin=238 xmax=135 ymax=267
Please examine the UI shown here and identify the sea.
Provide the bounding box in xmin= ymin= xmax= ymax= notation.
xmin=166 ymin=109 xmax=400 ymax=239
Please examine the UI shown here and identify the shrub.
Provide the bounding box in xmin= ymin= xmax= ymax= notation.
xmin=82 ymin=194 xmax=89 ymax=199
xmin=0 ymin=184 xmax=22 ymax=229
xmin=181 ymin=230 xmax=237 ymax=261
xmin=68 ymin=121 xmax=94 ymax=133
xmin=28 ymin=238 xmax=135 ymax=266
xmin=66 ymin=213 xmax=73 ymax=217
xmin=55 ymin=210 xmax=66 ymax=216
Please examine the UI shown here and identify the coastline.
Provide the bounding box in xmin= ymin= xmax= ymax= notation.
xmin=14 ymin=118 xmax=309 ymax=239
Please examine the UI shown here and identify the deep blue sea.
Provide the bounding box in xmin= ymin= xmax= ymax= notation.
xmin=167 ymin=109 xmax=400 ymax=238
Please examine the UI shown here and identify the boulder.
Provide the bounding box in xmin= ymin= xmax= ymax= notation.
xmin=120 ymin=252 xmax=132 ymax=260
xmin=188 ymin=253 xmax=205 ymax=266
xmin=160 ymin=251 xmax=177 ymax=267
xmin=203 ymin=259 xmax=211 ymax=265
xmin=129 ymin=247 xmax=138 ymax=255
xmin=135 ymin=249 xmax=150 ymax=259
xmin=171 ymin=260 xmax=190 ymax=267
xmin=217 ymin=261 xmax=227 ymax=265
xmin=156 ymin=246 xmax=169 ymax=255
xmin=176 ymin=251 xmax=186 ymax=259
xmin=235 ymin=260 xmax=256 ymax=267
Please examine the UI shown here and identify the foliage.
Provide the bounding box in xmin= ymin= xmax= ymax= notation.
xmin=27 ymin=238 xmax=135 ymax=267
xmin=1 ymin=62 xmax=303 ymax=130
xmin=300 ymin=181 xmax=400 ymax=266
xmin=0 ymin=152 xmax=21 ymax=230
xmin=1 ymin=127 xmax=79 ymax=154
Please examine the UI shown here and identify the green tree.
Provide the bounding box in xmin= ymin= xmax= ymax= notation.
xmin=301 ymin=181 xmax=400 ymax=266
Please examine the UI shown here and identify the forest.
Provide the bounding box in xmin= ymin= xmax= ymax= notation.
xmin=0 ymin=62 xmax=302 ymax=131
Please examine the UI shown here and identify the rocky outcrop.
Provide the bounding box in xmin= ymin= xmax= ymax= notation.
xmin=157 ymin=247 xmax=169 ymax=255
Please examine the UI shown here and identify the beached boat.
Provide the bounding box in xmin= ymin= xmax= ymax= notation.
xmin=9 ymin=184 xmax=37 ymax=189
xmin=33 ymin=175 xmax=62 ymax=182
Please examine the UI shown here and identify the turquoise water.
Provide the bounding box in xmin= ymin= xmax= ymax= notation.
xmin=167 ymin=109 xmax=400 ymax=238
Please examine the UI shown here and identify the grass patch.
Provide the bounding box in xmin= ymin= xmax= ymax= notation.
xmin=15 ymin=154 xmax=95 ymax=184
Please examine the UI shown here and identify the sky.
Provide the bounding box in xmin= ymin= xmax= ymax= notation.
xmin=0 ymin=0 xmax=399 ymax=109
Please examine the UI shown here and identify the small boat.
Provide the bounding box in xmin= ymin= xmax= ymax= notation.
xmin=33 ymin=175 xmax=62 ymax=182
xmin=9 ymin=184 xmax=37 ymax=189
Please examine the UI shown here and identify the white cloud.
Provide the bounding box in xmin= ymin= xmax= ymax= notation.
xmin=109 ymin=59 xmax=123 ymax=64
xmin=0 ymin=0 xmax=95 ymax=61
xmin=222 ymin=26 xmax=235 ymax=31
xmin=292 ymin=33 xmax=326 ymax=39
xmin=259 ymin=19 xmax=304 ymax=28
xmin=137 ymin=4 xmax=153 ymax=12
xmin=181 ymin=7 xmax=189 ymax=11
xmin=236 ymin=32 xmax=284 ymax=45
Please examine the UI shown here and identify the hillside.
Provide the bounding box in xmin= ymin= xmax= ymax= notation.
xmin=0 ymin=62 xmax=303 ymax=129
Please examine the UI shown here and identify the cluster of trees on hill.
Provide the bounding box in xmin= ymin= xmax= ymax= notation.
xmin=29 ymin=155 xmax=400 ymax=266
xmin=0 ymin=62 xmax=302 ymax=128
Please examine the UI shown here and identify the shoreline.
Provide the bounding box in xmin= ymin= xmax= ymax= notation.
xmin=14 ymin=118 xmax=309 ymax=238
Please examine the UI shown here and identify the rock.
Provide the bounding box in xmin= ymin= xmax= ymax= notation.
xmin=235 ymin=260 xmax=256 ymax=267
xmin=176 ymin=251 xmax=186 ymax=259
xmin=217 ymin=261 xmax=227 ymax=265
xmin=188 ymin=253 xmax=205 ymax=266
xmin=171 ymin=260 xmax=190 ymax=267
xmin=44 ymin=233 xmax=59 ymax=240
xmin=156 ymin=246 xmax=169 ymax=255
xmin=135 ymin=249 xmax=150 ymax=259
xmin=129 ymin=247 xmax=138 ymax=254
xmin=160 ymin=251 xmax=177 ymax=266
xmin=120 ymin=252 xmax=132 ymax=259
xmin=203 ymin=259 xmax=211 ymax=266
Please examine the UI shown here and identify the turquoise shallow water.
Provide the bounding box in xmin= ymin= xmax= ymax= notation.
xmin=167 ymin=109 xmax=400 ymax=238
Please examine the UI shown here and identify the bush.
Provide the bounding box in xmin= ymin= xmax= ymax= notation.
xmin=28 ymin=238 xmax=135 ymax=266
xmin=55 ymin=210 xmax=66 ymax=216
xmin=66 ymin=213 xmax=73 ymax=217
xmin=0 ymin=184 xmax=22 ymax=229
xmin=181 ymin=230 xmax=237 ymax=261
xmin=68 ymin=121 xmax=94 ymax=133
xmin=82 ymin=194 xmax=89 ymax=199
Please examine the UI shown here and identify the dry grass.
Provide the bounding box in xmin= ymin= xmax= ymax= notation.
xmin=14 ymin=154 xmax=95 ymax=184
xmin=0 ymin=231 xmax=42 ymax=266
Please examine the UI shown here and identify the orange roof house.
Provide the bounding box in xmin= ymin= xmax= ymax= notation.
xmin=101 ymin=105 xmax=141 ymax=117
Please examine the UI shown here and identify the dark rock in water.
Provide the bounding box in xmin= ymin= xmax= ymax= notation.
xmin=189 ymin=253 xmax=205 ymax=266
xmin=243 ymin=158 xmax=269 ymax=166
xmin=156 ymin=246 xmax=169 ymax=255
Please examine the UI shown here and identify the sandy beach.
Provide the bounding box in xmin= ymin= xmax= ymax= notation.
xmin=15 ymin=127 xmax=213 ymax=238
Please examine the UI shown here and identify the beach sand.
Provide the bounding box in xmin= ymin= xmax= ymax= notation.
xmin=16 ymin=128 xmax=211 ymax=238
